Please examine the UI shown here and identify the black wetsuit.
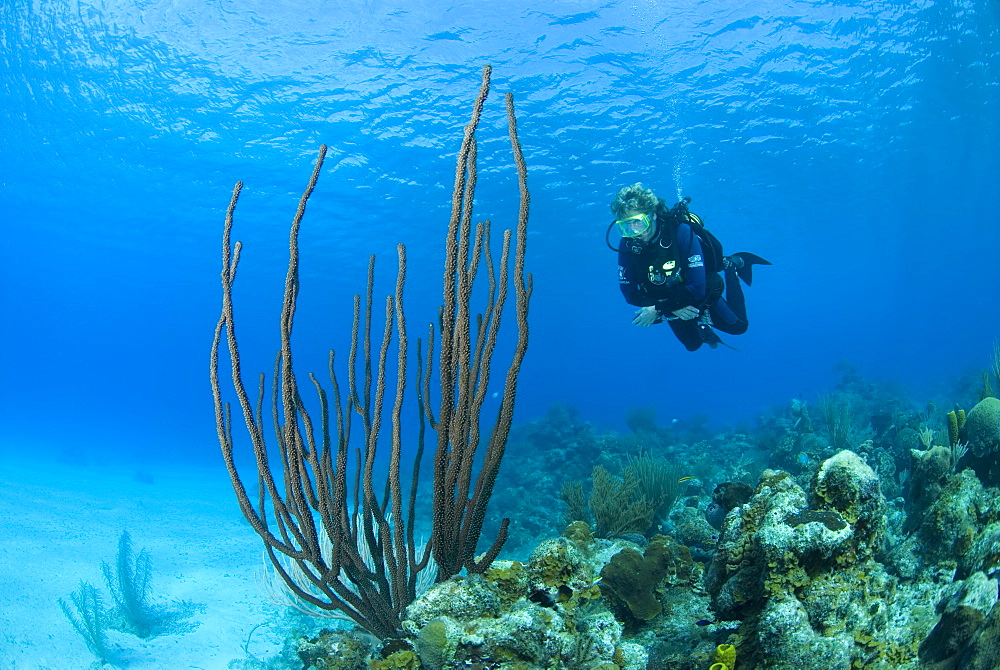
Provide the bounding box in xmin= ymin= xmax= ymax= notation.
xmin=618 ymin=215 xmax=748 ymax=351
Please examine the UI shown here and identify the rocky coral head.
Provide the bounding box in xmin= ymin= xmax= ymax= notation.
xmin=810 ymin=449 xmax=886 ymax=559
xmin=905 ymin=446 xmax=952 ymax=527
xmin=402 ymin=575 xmax=502 ymax=634
xmin=810 ymin=450 xmax=884 ymax=524
xmin=910 ymin=446 xmax=952 ymax=485
xmin=712 ymin=481 xmax=754 ymax=512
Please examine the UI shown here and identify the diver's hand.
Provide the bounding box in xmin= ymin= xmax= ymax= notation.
xmin=633 ymin=306 xmax=660 ymax=327
xmin=672 ymin=305 xmax=699 ymax=320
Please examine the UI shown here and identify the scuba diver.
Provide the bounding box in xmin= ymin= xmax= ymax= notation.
xmin=608 ymin=183 xmax=771 ymax=351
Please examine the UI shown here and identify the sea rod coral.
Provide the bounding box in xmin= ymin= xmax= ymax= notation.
xmin=210 ymin=66 xmax=532 ymax=640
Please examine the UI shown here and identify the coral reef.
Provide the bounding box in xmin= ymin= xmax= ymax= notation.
xmin=705 ymin=456 xmax=917 ymax=669
xmin=918 ymin=571 xmax=998 ymax=669
xmin=271 ymin=366 xmax=1000 ymax=670
xmin=599 ymin=534 xmax=698 ymax=622
xmin=961 ymin=397 xmax=1000 ymax=486
xmin=397 ymin=534 xmax=648 ymax=670
xmin=904 ymin=446 xmax=952 ymax=530
xmin=960 ymin=597 xmax=1000 ymax=669
xmin=296 ymin=629 xmax=374 ymax=670
xmin=810 ymin=449 xmax=885 ymax=561
xmin=964 ymin=397 xmax=1000 ymax=456
xmin=887 ymin=465 xmax=1000 ymax=579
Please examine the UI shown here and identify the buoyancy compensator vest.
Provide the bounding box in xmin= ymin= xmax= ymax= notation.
xmin=658 ymin=197 xmax=725 ymax=273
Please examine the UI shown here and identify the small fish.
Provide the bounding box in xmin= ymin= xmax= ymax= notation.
xmin=491 ymin=391 xmax=499 ymax=399
xmin=555 ymin=585 xmax=573 ymax=603
xmin=695 ymin=619 xmax=714 ymax=626
xmin=528 ymin=589 xmax=555 ymax=608
xmin=678 ymin=476 xmax=696 ymax=483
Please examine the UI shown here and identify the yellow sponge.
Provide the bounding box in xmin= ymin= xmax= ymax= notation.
xmin=713 ymin=643 xmax=736 ymax=670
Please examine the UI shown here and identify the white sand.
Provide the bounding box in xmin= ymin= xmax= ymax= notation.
xmin=0 ymin=454 xmax=300 ymax=670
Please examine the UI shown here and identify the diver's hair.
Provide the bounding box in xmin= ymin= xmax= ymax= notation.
xmin=610 ymin=182 xmax=661 ymax=219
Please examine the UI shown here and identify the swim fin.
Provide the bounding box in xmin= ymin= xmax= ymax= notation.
xmin=728 ymin=252 xmax=772 ymax=286
xmin=717 ymin=337 xmax=740 ymax=352
xmin=698 ymin=324 xmax=740 ymax=351
xmin=697 ymin=322 xmax=740 ymax=351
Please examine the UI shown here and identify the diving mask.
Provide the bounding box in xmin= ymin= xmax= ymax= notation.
xmin=615 ymin=213 xmax=652 ymax=238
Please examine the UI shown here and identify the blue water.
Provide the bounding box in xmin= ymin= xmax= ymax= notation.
xmin=2 ymin=0 xmax=999 ymax=464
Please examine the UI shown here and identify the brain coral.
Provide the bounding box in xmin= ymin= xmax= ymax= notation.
xmin=965 ymin=397 xmax=1000 ymax=457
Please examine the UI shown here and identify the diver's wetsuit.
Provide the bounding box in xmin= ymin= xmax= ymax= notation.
xmin=618 ymin=216 xmax=748 ymax=351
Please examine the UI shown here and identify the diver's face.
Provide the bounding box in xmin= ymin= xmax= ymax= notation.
xmin=620 ymin=209 xmax=656 ymax=242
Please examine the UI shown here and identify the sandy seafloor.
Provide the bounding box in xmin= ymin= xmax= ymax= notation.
xmin=0 ymin=453 xmax=295 ymax=670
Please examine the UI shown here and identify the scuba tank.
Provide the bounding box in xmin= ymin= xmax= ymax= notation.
xmin=661 ymin=197 xmax=725 ymax=273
